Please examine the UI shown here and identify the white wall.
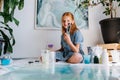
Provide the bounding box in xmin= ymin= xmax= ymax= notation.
xmin=11 ymin=0 xmax=120 ymax=58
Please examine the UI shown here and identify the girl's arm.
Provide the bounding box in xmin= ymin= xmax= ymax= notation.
xmin=63 ymin=33 xmax=80 ymax=53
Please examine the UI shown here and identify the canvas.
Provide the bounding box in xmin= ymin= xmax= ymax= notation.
xmin=35 ymin=0 xmax=88 ymax=29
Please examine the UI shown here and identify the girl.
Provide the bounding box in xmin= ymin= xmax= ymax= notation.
xmin=56 ymin=12 xmax=84 ymax=63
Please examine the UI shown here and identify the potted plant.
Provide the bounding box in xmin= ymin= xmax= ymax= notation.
xmin=0 ymin=0 xmax=24 ymax=63
xmin=74 ymin=0 xmax=120 ymax=43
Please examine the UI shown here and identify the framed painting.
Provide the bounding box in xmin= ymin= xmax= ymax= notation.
xmin=35 ymin=0 xmax=88 ymax=30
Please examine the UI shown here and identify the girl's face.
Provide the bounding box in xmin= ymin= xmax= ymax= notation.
xmin=62 ymin=16 xmax=74 ymax=29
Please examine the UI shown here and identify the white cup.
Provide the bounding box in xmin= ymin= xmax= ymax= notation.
xmin=40 ymin=50 xmax=55 ymax=66
xmin=40 ymin=50 xmax=50 ymax=65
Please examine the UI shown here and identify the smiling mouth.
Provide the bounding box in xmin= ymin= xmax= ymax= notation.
xmin=64 ymin=25 xmax=68 ymax=28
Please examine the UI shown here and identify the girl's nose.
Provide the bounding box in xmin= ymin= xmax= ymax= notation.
xmin=64 ymin=22 xmax=68 ymax=26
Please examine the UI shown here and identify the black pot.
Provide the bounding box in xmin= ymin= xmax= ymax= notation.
xmin=99 ymin=18 xmax=120 ymax=43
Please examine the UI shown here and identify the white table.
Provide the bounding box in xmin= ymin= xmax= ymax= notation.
xmin=0 ymin=58 xmax=120 ymax=80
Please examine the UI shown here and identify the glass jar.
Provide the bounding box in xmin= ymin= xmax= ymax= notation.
xmin=1 ymin=53 xmax=12 ymax=65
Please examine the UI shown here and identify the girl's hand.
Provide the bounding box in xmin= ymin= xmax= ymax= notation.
xmin=64 ymin=33 xmax=71 ymax=44
xmin=64 ymin=33 xmax=80 ymax=53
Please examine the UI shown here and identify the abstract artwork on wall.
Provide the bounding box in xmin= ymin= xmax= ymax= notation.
xmin=35 ymin=0 xmax=88 ymax=29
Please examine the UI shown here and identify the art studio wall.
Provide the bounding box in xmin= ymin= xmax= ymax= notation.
xmin=11 ymin=0 xmax=120 ymax=58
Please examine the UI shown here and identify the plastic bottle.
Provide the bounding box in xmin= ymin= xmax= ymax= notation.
xmin=42 ymin=50 xmax=49 ymax=65
xmin=87 ymin=46 xmax=94 ymax=63
xmin=47 ymin=44 xmax=53 ymax=51
xmin=94 ymin=55 xmax=99 ymax=64
xmin=101 ymin=49 xmax=109 ymax=65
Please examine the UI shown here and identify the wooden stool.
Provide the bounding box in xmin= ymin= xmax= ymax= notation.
xmin=98 ymin=43 xmax=120 ymax=62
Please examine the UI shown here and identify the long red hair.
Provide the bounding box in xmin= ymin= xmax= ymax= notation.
xmin=61 ymin=12 xmax=78 ymax=35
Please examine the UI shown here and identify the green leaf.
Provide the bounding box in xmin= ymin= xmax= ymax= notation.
xmin=10 ymin=0 xmax=19 ymax=16
xmin=0 ymin=38 xmax=4 ymax=56
xmin=6 ymin=41 xmax=13 ymax=53
xmin=0 ymin=0 xmax=24 ymax=55
xmin=0 ymin=22 xmax=15 ymax=48
xmin=117 ymin=0 xmax=120 ymax=1
xmin=9 ymin=0 xmax=15 ymax=9
xmin=103 ymin=7 xmax=111 ymax=15
xmin=3 ymin=0 xmax=9 ymax=14
xmin=4 ymin=40 xmax=13 ymax=54
xmin=13 ymin=17 xmax=19 ymax=26
xmin=119 ymin=3 xmax=120 ymax=6
xmin=0 ymin=21 xmax=12 ymax=30
xmin=0 ymin=30 xmax=13 ymax=54
xmin=18 ymin=0 xmax=24 ymax=10
xmin=0 ymin=11 xmax=13 ymax=23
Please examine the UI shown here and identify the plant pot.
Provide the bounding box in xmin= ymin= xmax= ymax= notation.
xmin=99 ymin=18 xmax=120 ymax=43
